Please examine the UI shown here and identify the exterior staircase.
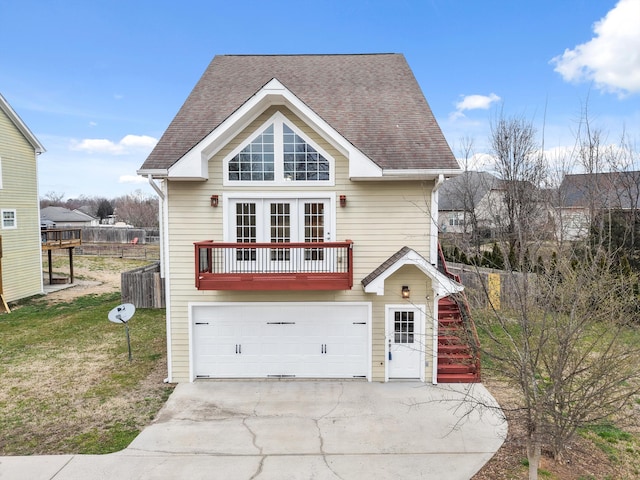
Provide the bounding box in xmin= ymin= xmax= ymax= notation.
xmin=436 ymin=244 xmax=481 ymax=383
xmin=437 ymin=296 xmax=481 ymax=383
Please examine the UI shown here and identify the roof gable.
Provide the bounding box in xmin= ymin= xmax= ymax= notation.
xmin=140 ymin=54 xmax=458 ymax=177
xmin=362 ymin=246 xmax=463 ymax=297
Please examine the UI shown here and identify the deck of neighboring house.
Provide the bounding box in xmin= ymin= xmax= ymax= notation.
xmin=41 ymin=228 xmax=82 ymax=284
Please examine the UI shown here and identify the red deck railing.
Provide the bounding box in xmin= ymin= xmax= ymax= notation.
xmin=194 ymin=240 xmax=354 ymax=291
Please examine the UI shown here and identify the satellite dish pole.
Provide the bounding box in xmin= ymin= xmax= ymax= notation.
xmin=108 ymin=303 xmax=136 ymax=361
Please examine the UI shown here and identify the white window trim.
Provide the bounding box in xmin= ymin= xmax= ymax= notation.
xmin=222 ymin=111 xmax=335 ymax=187
xmin=222 ymin=192 xmax=337 ymax=243
xmin=2 ymin=209 xmax=17 ymax=229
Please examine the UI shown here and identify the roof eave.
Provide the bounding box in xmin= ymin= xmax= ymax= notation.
xmin=352 ymin=168 xmax=462 ymax=181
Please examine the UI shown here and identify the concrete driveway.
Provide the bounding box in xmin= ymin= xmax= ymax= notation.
xmin=0 ymin=381 xmax=506 ymax=480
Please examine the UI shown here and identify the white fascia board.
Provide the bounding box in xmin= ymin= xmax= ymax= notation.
xmin=363 ymin=249 xmax=463 ymax=297
xmin=165 ymin=78 xmax=382 ymax=181
xmin=368 ymin=168 xmax=462 ymax=181
xmin=137 ymin=168 xmax=168 ymax=177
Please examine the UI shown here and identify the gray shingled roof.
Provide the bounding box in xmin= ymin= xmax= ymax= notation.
xmin=41 ymin=206 xmax=96 ymax=223
xmin=361 ymin=246 xmax=413 ymax=287
xmin=559 ymin=172 xmax=640 ymax=209
xmin=140 ymin=54 xmax=457 ymax=172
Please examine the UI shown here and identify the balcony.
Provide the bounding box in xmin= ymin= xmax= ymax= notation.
xmin=195 ymin=240 xmax=353 ymax=291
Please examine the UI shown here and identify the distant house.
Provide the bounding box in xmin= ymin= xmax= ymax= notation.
xmin=41 ymin=206 xmax=99 ymax=227
xmin=0 ymin=93 xmax=45 ymax=303
xmin=557 ymin=171 xmax=640 ymax=240
xmin=438 ymin=171 xmax=504 ymax=237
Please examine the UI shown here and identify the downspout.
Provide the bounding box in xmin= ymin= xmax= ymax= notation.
xmin=147 ymin=175 xmax=165 ymax=278
xmin=430 ymin=174 xmax=444 ymax=384
xmin=147 ymin=174 xmax=172 ymax=383
xmin=430 ymin=174 xmax=444 ymax=266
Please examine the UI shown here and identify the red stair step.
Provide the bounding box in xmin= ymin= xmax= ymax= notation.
xmin=437 ymin=373 xmax=480 ymax=383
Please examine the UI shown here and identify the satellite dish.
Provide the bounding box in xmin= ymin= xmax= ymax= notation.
xmin=108 ymin=303 xmax=136 ymax=361
xmin=108 ymin=303 xmax=136 ymax=324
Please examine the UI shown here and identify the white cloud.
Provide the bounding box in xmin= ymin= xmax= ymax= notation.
xmin=119 ymin=174 xmax=149 ymax=184
xmin=456 ymin=93 xmax=501 ymax=112
xmin=70 ymin=134 xmax=157 ymax=155
xmin=450 ymin=93 xmax=501 ymax=120
xmin=551 ymin=0 xmax=640 ymax=96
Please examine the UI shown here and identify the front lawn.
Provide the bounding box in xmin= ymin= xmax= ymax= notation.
xmin=0 ymin=291 xmax=172 ymax=455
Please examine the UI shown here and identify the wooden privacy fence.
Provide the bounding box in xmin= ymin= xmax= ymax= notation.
xmin=447 ymin=263 xmax=527 ymax=311
xmin=79 ymin=227 xmax=160 ymax=244
xmin=121 ymin=262 xmax=165 ymax=308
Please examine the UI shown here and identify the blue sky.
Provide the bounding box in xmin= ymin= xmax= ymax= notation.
xmin=1 ymin=0 xmax=638 ymax=199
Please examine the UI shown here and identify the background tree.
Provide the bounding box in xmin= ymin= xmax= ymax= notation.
xmin=113 ymin=190 xmax=159 ymax=228
xmin=490 ymin=113 xmax=547 ymax=263
xmin=96 ymin=198 xmax=114 ymax=222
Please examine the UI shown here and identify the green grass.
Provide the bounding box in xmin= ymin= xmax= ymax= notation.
xmin=0 ymin=291 xmax=172 ymax=455
xmin=580 ymin=423 xmax=635 ymax=462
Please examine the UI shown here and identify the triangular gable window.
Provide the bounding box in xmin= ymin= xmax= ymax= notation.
xmin=228 ymin=125 xmax=275 ymax=181
xmin=283 ymin=125 xmax=330 ymax=181
xmin=225 ymin=113 xmax=333 ymax=185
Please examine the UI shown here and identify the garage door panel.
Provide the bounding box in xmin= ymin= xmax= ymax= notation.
xmin=192 ymin=304 xmax=369 ymax=379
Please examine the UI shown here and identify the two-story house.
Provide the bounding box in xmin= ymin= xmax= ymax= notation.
xmin=138 ymin=54 xmax=477 ymax=383
xmin=439 ymin=171 xmax=503 ymax=237
xmin=0 ymin=93 xmax=45 ymax=307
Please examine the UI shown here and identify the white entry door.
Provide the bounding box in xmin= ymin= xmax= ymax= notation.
xmin=387 ymin=306 xmax=423 ymax=379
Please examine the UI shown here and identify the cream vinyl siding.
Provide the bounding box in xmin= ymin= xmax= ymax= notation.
xmin=0 ymin=107 xmax=42 ymax=302
xmin=165 ymin=106 xmax=434 ymax=382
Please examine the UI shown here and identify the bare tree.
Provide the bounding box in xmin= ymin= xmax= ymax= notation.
xmin=490 ymin=113 xmax=547 ymax=262
xmin=477 ymin=242 xmax=640 ymax=479
xmin=113 ymin=190 xmax=159 ymax=227
xmin=40 ymin=191 xmax=66 ymax=208
xmin=452 ymin=109 xmax=640 ymax=480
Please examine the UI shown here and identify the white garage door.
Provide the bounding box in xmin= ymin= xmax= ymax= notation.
xmin=192 ymin=303 xmax=369 ymax=379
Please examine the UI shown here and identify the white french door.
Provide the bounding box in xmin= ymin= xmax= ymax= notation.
xmin=228 ymin=198 xmax=331 ymax=271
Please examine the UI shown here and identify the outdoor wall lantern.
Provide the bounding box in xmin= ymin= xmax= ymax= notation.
xmin=210 ymin=195 xmax=219 ymax=207
xmin=401 ymin=285 xmax=410 ymax=299
xmin=340 ymin=195 xmax=347 ymax=207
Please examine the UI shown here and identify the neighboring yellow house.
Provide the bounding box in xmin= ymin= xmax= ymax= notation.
xmin=0 ymin=93 xmax=45 ymax=304
xmin=139 ymin=54 xmax=477 ymax=384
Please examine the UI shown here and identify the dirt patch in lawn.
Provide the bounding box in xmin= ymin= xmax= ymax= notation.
xmin=472 ymin=379 xmax=640 ymax=480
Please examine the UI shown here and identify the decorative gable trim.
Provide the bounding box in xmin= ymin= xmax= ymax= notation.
xmin=362 ymin=246 xmax=463 ymax=297
xmin=163 ymin=79 xmax=382 ymax=181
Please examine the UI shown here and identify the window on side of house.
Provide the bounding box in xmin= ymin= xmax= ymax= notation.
xmin=224 ymin=113 xmax=334 ymax=186
xmin=2 ymin=209 xmax=17 ymax=229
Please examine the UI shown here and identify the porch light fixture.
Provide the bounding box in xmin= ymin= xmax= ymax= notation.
xmin=210 ymin=195 xmax=219 ymax=207
xmin=340 ymin=195 xmax=347 ymax=207
xmin=401 ymin=285 xmax=410 ymax=299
